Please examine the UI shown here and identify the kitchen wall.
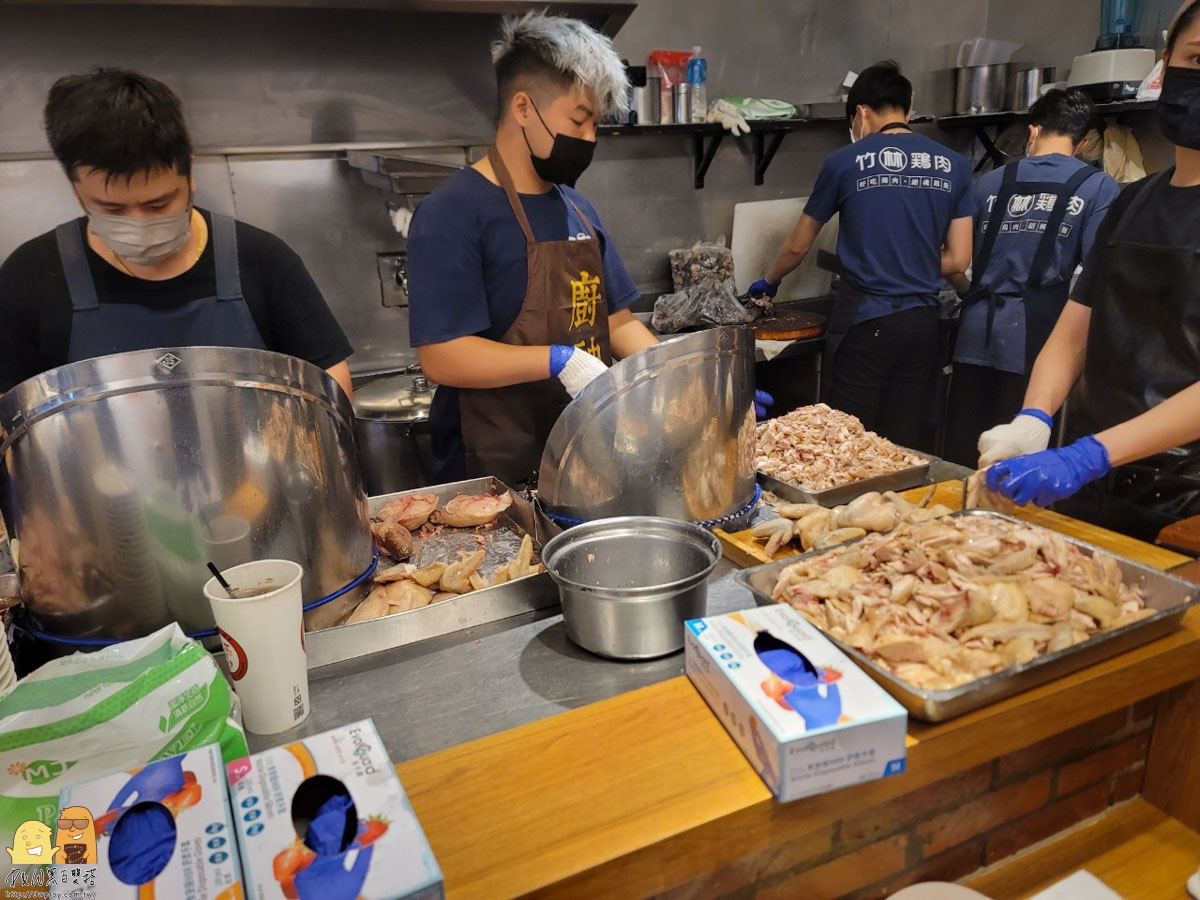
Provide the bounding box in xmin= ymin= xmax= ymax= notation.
xmin=0 ymin=0 xmax=1096 ymax=375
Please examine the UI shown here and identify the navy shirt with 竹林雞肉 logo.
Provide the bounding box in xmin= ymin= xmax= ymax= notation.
xmin=804 ymin=132 xmax=973 ymax=324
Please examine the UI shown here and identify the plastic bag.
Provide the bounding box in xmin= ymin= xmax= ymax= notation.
xmin=1137 ymin=58 xmax=1164 ymax=101
xmin=0 ymin=624 xmax=247 ymax=880
xmin=652 ymin=280 xmax=756 ymax=333
xmin=670 ymin=236 xmax=734 ymax=291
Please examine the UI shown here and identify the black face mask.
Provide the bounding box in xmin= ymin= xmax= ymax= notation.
xmin=522 ymin=100 xmax=596 ymax=187
xmin=1158 ymin=66 xmax=1200 ymax=150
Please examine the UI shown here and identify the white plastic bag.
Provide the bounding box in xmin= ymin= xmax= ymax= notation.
xmin=0 ymin=624 xmax=246 ymax=880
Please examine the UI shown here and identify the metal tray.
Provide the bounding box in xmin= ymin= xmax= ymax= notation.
xmin=735 ymin=510 xmax=1199 ymax=721
xmin=757 ymin=447 xmax=936 ymax=507
xmin=304 ymin=477 xmax=558 ymax=668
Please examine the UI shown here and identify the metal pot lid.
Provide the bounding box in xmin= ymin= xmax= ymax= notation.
xmin=353 ymin=373 xmax=433 ymax=422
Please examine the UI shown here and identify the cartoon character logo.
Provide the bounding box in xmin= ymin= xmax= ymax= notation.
xmin=54 ymin=806 xmax=97 ymax=864
xmin=6 ymin=819 xmax=59 ymax=864
xmin=754 ymin=631 xmax=844 ymax=729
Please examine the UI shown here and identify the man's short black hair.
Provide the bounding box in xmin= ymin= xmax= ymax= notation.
xmin=846 ymin=60 xmax=913 ymax=120
xmin=494 ymin=46 xmax=574 ymax=120
xmin=1028 ymin=88 xmax=1097 ymax=144
xmin=44 ymin=68 xmax=193 ymax=183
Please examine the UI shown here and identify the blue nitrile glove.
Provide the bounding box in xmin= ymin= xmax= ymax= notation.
xmin=108 ymin=801 xmax=177 ymax=885
xmin=754 ymin=390 xmax=775 ymax=419
xmin=305 ymin=794 xmax=356 ymax=855
xmin=748 ymin=278 xmax=779 ymax=300
xmin=295 ymin=846 xmax=374 ymax=900
xmin=107 ymin=756 xmax=186 ymax=812
xmin=985 ymin=435 xmax=1112 ymax=507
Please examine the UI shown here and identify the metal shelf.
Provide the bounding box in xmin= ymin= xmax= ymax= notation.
xmin=597 ymin=118 xmax=844 ymax=190
xmin=935 ymin=99 xmax=1157 ymax=170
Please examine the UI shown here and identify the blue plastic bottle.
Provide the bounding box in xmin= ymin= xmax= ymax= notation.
xmin=687 ymin=46 xmax=707 ymax=124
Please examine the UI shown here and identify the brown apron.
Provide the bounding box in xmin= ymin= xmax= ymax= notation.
xmin=458 ymin=147 xmax=613 ymax=486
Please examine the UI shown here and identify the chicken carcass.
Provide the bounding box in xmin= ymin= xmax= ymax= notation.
xmin=431 ymin=492 xmax=514 ymax=527
xmin=375 ymin=493 xmax=439 ymax=530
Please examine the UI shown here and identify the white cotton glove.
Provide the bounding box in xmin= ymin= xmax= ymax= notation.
xmin=550 ymin=344 xmax=608 ymax=398
xmin=707 ymin=99 xmax=751 ymax=136
xmin=1187 ymin=865 xmax=1200 ymax=900
xmin=978 ymin=409 xmax=1053 ymax=468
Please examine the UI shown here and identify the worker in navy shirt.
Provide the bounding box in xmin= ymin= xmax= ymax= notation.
xmin=946 ymin=88 xmax=1118 ymax=467
xmin=407 ymin=13 xmax=656 ymax=486
xmin=750 ymin=61 xmax=972 ymax=451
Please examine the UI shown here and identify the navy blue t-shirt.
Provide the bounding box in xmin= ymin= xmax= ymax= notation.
xmin=954 ymin=154 xmax=1118 ymax=373
xmin=407 ymin=165 xmax=640 ymax=480
xmin=805 ymin=132 xmax=973 ymax=324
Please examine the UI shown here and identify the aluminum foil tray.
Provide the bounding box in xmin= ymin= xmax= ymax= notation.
xmin=304 ymin=477 xmax=558 ymax=668
xmin=735 ymin=510 xmax=1198 ymax=721
xmin=758 ymin=447 xmax=936 ymax=508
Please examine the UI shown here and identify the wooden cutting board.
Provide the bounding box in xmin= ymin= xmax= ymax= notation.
xmin=753 ymin=309 xmax=826 ymax=341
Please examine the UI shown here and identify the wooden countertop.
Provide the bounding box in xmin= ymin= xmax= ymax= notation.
xmin=395 ymin=511 xmax=1200 ymax=899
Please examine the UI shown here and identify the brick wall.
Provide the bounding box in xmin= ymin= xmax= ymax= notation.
xmin=659 ymin=699 xmax=1158 ymax=900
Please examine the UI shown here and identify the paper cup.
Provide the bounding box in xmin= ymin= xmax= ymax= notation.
xmin=204 ymin=559 xmax=310 ymax=735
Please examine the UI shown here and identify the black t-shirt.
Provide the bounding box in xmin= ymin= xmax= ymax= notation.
xmin=0 ymin=208 xmax=353 ymax=392
xmin=1074 ymin=171 xmax=1200 ymax=308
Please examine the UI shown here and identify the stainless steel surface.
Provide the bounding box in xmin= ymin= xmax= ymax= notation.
xmin=346 ymin=148 xmax=477 ymax=196
xmin=0 ymin=347 xmax=372 ymax=641
xmin=353 ymin=372 xmax=435 ymax=494
xmin=246 ymin=557 xmax=748 ymax=757
xmin=634 ymin=80 xmax=660 ymax=125
xmin=539 ymin=326 xmax=757 ymax=523
xmin=542 ymin=517 xmax=721 ymax=659
xmin=1007 ymin=66 xmax=1055 ymax=111
xmin=736 ymin=510 xmax=1199 ymax=721
xmin=673 ymin=83 xmax=692 ymax=125
xmin=758 ymin=448 xmax=937 ymax=508
xmin=305 ymin=478 xmax=560 ymax=667
xmin=955 ymin=64 xmax=1011 ymax=114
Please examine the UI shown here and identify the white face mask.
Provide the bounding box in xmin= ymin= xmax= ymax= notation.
xmin=86 ymin=207 xmax=192 ymax=265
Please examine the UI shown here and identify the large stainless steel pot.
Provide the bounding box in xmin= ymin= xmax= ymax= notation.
xmin=352 ymin=371 xmax=434 ymax=495
xmin=0 ymin=347 xmax=373 ymax=643
xmin=542 ymin=516 xmax=721 ymax=659
xmin=955 ymin=64 xmax=1010 ymax=114
xmin=538 ymin=326 xmax=757 ymax=524
xmin=1008 ymin=66 xmax=1057 ymax=111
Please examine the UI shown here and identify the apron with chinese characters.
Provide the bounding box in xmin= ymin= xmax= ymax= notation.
xmin=457 ymin=147 xmax=613 ymax=487
xmin=959 ymin=161 xmax=1101 ymax=375
xmin=1058 ymin=168 xmax=1200 ymax=540
xmin=56 ymin=213 xmax=265 ymax=363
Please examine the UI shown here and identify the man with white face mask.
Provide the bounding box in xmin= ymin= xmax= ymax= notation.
xmin=0 ymin=69 xmax=353 ymax=398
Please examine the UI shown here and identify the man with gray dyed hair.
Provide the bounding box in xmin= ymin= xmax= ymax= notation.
xmin=407 ymin=12 xmax=657 ymax=486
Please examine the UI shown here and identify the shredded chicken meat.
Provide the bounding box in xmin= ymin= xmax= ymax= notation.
xmin=770 ymin=515 xmax=1152 ymax=690
xmin=757 ymin=404 xmax=927 ymax=491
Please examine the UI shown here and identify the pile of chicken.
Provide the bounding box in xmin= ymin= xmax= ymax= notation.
xmin=752 ymin=488 xmax=956 ymax=557
xmin=771 ymin=515 xmax=1153 ymax=691
xmin=757 ymin=404 xmax=927 ymax=491
xmin=347 ymin=491 xmax=543 ymax=624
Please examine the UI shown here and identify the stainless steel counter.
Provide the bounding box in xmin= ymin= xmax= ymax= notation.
xmin=246 ymin=560 xmax=752 ymax=758
xmin=244 ymin=462 xmax=971 ymax=759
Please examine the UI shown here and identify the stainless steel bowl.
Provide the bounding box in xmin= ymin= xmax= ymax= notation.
xmin=542 ymin=517 xmax=721 ymax=659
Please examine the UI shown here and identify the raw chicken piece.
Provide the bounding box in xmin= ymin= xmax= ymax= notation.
xmin=346 ymin=586 xmax=390 ymax=623
xmin=836 ymin=492 xmax=897 ymax=533
xmin=374 ymin=562 xmax=416 ymax=583
xmin=431 ymin=492 xmax=514 ymax=527
xmin=753 ymin=518 xmax=795 ymax=557
xmin=410 ymin=562 xmax=447 ymax=587
xmin=384 ymin=580 xmax=433 ymax=612
xmin=371 ymin=521 xmax=414 ymax=559
xmin=814 ymin=527 xmax=867 ymax=550
xmin=375 ymin=493 xmax=439 ymax=530
xmin=440 ymin=549 xmax=486 ymax=593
